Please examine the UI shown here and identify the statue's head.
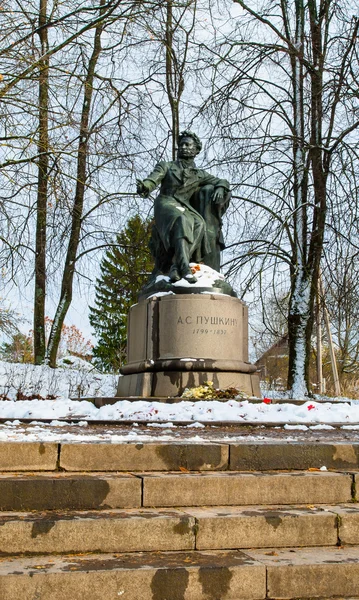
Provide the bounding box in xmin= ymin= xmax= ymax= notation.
xmin=177 ymin=130 xmax=202 ymax=159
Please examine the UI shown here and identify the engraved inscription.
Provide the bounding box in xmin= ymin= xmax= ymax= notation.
xmin=177 ymin=316 xmax=193 ymax=324
xmin=176 ymin=314 xmax=238 ymax=334
xmin=193 ymin=328 xmax=227 ymax=335
xmin=196 ymin=316 xmax=238 ymax=326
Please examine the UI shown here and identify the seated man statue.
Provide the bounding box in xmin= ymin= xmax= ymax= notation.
xmin=136 ymin=131 xmax=231 ymax=283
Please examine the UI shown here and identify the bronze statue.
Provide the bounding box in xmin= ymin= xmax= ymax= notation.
xmin=136 ymin=131 xmax=231 ymax=283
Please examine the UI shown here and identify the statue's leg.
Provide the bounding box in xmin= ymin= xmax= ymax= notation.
xmin=191 ymin=185 xmax=221 ymax=271
xmin=174 ymin=238 xmax=197 ymax=283
xmin=169 ymin=263 xmax=181 ymax=282
xmin=167 ymin=219 xmax=198 ymax=283
xmin=149 ymin=223 xmax=173 ymax=277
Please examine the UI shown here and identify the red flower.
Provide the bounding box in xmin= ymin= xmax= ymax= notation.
xmin=263 ymin=397 xmax=271 ymax=404
xmin=307 ymin=404 xmax=315 ymax=410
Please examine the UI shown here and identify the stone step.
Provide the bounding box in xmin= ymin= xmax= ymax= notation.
xmin=0 ymin=471 xmax=354 ymax=511
xmin=3 ymin=441 xmax=359 ymax=472
xmin=188 ymin=505 xmax=342 ymax=550
xmin=142 ymin=471 xmax=354 ymax=507
xmin=59 ymin=441 xmax=229 ymax=471
xmin=83 ymin=396 xmax=310 ymax=406
xmin=0 ymin=472 xmax=142 ymax=511
xmin=1 ymin=546 xmax=359 ymax=600
xmin=0 ymin=442 xmax=58 ymax=471
xmin=0 ymin=549 xmax=267 ymax=600
xmin=2 ymin=505 xmax=358 ymax=556
xmin=246 ymin=546 xmax=359 ymax=599
xmin=59 ymin=441 xmax=359 ymax=472
xmin=0 ymin=508 xmax=196 ymax=555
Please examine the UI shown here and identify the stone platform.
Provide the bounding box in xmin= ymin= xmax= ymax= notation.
xmin=117 ymin=293 xmax=260 ymax=398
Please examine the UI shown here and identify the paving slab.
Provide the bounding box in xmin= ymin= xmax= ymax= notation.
xmin=331 ymin=504 xmax=359 ymax=545
xmin=142 ymin=471 xmax=353 ymax=507
xmin=0 ymin=442 xmax=58 ymax=471
xmin=246 ymin=545 xmax=359 ymax=598
xmin=230 ymin=442 xmax=359 ymax=470
xmin=0 ymin=472 xmax=141 ymax=511
xmin=0 ymin=550 xmax=266 ymax=600
xmin=185 ymin=505 xmax=338 ymax=549
xmin=0 ymin=508 xmax=196 ymax=555
xmin=60 ymin=442 xmax=228 ymax=471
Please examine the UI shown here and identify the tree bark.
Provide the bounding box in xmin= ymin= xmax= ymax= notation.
xmin=305 ymin=0 xmax=327 ymax=383
xmin=287 ymin=0 xmax=311 ymax=395
xmin=33 ymin=0 xmax=49 ymax=364
xmin=287 ymin=1 xmax=328 ymax=395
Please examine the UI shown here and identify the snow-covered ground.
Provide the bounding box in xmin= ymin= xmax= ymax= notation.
xmin=0 ymin=358 xmax=117 ymax=401
xmin=1 ymin=360 xmax=359 ymax=437
xmin=1 ymin=396 xmax=359 ymax=427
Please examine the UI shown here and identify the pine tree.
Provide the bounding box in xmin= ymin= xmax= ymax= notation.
xmin=89 ymin=215 xmax=154 ymax=372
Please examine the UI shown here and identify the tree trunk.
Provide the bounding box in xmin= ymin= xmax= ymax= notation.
xmin=165 ymin=0 xmax=184 ymax=159
xmin=287 ymin=1 xmax=328 ymax=395
xmin=305 ymin=0 xmax=327 ymax=384
xmin=287 ymin=0 xmax=311 ymax=395
xmin=46 ymin=0 xmax=105 ymax=367
xmin=33 ymin=0 xmax=49 ymax=364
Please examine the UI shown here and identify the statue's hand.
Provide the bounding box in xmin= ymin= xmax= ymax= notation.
xmin=212 ymin=186 xmax=225 ymax=205
xmin=136 ymin=179 xmax=150 ymax=197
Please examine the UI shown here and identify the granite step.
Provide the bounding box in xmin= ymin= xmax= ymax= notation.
xmin=0 ymin=508 xmax=196 ymax=555
xmin=4 ymin=441 xmax=359 ymax=472
xmin=187 ymin=504 xmax=342 ymax=550
xmin=247 ymin=545 xmax=359 ymax=599
xmin=141 ymin=470 xmax=355 ymax=507
xmin=1 ymin=546 xmax=359 ymax=599
xmin=0 ymin=472 xmax=142 ymax=511
xmin=2 ymin=504 xmax=358 ymax=556
xmin=59 ymin=440 xmax=229 ymax=471
xmin=0 ymin=471 xmax=355 ymax=511
xmin=59 ymin=441 xmax=359 ymax=472
xmin=0 ymin=549 xmax=266 ymax=600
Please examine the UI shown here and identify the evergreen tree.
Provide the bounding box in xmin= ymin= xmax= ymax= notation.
xmin=89 ymin=215 xmax=154 ymax=372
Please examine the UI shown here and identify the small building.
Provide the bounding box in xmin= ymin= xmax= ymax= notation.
xmin=255 ymin=335 xmax=289 ymax=390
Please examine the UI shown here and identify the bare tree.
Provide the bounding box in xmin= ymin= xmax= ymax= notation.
xmin=45 ymin=0 xmax=109 ymax=366
xmin=33 ymin=0 xmax=50 ymax=364
xmin=322 ymin=198 xmax=359 ymax=382
xmin=1 ymin=0 xmax=161 ymax=364
xmin=163 ymin=0 xmax=196 ymax=158
xmin=130 ymin=0 xmax=200 ymax=159
xmin=199 ymin=0 xmax=359 ymax=396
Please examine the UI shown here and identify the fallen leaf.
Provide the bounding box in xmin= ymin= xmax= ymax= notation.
xmin=179 ymin=466 xmax=190 ymax=473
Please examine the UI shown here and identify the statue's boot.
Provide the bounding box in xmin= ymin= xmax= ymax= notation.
xmin=169 ymin=264 xmax=181 ymax=282
xmin=176 ymin=238 xmax=197 ymax=284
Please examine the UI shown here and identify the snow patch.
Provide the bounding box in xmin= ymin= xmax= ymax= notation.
xmin=148 ymin=291 xmax=175 ymax=298
xmin=173 ymin=263 xmax=224 ymax=288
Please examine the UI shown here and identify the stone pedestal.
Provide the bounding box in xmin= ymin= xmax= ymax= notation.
xmin=117 ymin=294 xmax=260 ymax=398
